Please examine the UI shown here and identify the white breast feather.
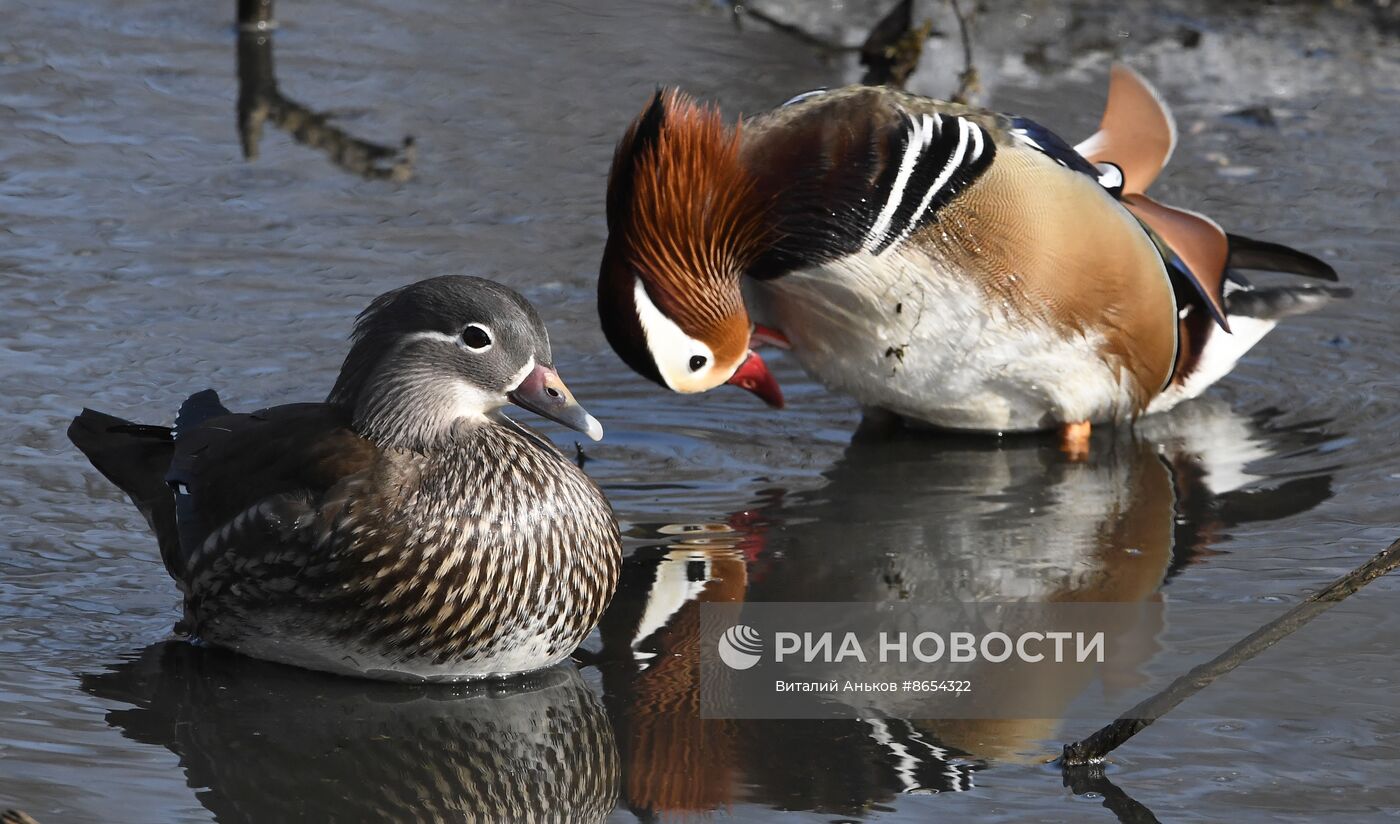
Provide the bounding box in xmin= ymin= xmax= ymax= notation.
xmin=744 ymin=248 xmax=1141 ymax=431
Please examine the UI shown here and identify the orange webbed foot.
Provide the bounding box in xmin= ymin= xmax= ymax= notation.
xmin=1059 ymin=421 xmax=1091 ymax=462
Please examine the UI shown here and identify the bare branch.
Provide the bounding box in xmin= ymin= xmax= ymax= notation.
xmin=948 ymin=0 xmax=980 ymax=104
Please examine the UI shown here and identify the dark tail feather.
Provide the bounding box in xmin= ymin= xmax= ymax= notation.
xmin=1225 ymin=284 xmax=1352 ymax=320
xmin=68 ymin=409 xmax=181 ymax=578
xmin=174 ymin=388 xmax=230 ymax=439
xmin=1227 ymin=234 xmax=1338 ymax=281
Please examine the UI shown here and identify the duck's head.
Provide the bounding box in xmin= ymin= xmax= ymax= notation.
xmin=597 ymin=90 xmax=783 ymax=409
xmin=329 ymin=275 xmax=602 ymax=449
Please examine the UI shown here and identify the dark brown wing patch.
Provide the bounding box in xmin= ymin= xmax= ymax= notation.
xmin=168 ymin=403 xmax=377 ymax=567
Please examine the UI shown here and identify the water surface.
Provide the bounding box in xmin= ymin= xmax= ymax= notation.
xmin=2 ymin=0 xmax=1398 ymax=820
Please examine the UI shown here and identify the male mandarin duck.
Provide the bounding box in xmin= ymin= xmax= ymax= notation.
xmin=597 ymin=66 xmax=1344 ymax=452
xmin=70 ymin=276 xmax=622 ymax=681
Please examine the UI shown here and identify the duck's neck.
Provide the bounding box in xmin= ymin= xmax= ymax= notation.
xmin=345 ymin=366 xmax=504 ymax=452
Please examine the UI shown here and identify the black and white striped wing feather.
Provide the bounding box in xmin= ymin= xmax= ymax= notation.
xmin=863 ymin=111 xmax=991 ymax=255
xmin=744 ymin=88 xmax=996 ymax=278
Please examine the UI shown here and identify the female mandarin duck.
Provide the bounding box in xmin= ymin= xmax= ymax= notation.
xmin=598 ymin=66 xmax=1343 ymax=453
xmin=69 ymin=276 xmax=622 ymax=681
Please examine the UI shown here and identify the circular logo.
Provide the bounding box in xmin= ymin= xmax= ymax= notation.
xmin=717 ymin=624 xmax=763 ymax=670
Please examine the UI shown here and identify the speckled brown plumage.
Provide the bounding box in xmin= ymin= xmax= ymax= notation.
xmin=175 ymin=410 xmax=620 ymax=676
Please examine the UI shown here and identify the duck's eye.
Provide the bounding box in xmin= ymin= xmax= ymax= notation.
xmin=461 ymin=324 xmax=493 ymax=351
xmin=688 ymin=355 xmax=708 ymax=372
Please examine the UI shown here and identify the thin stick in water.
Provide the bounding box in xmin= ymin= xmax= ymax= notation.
xmin=1061 ymin=536 xmax=1400 ymax=766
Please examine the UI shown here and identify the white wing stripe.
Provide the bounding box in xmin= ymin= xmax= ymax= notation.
xmin=967 ymin=120 xmax=984 ymax=163
xmin=864 ymin=115 xmax=928 ymax=250
xmin=891 ymin=118 xmax=972 ymax=250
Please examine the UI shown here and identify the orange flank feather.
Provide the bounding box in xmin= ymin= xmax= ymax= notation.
xmin=621 ymin=91 xmax=770 ymax=331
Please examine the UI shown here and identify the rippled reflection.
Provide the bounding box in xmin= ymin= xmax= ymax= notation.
xmin=71 ymin=403 xmax=1334 ymax=821
xmin=81 ymin=644 xmax=618 ymax=822
xmin=589 ymin=400 xmax=1334 ymax=814
xmin=236 ymin=1 xmax=414 ymax=180
xmin=595 ymin=542 xmax=981 ymax=817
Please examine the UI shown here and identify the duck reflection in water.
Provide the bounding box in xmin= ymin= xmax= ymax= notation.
xmin=236 ymin=0 xmax=414 ymax=180
xmin=76 ymin=401 xmax=1331 ymax=822
xmin=587 ymin=399 xmax=1333 ymax=818
xmin=81 ymin=644 xmax=618 ymax=823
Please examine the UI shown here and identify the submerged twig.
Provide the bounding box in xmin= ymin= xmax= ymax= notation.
xmin=1061 ymin=536 xmax=1400 ymax=767
xmin=1062 ymin=765 xmax=1162 ymax=824
xmin=237 ymin=0 xmax=274 ymax=31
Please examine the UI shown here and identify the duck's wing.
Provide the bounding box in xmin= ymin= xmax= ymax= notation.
xmin=1071 ymin=65 xmax=1340 ymax=326
xmin=1075 ymin=64 xmax=1177 ymax=195
xmin=1226 ymin=234 xmax=1338 ymax=281
xmin=740 ymin=85 xmax=1145 ymax=277
xmin=740 ymin=85 xmax=1002 ymax=277
xmin=165 ymin=395 xmax=378 ymax=583
xmin=1071 ymin=64 xmax=1343 ymax=398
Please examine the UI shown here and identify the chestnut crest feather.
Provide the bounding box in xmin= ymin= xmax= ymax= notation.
xmin=598 ymin=90 xmax=771 ymax=393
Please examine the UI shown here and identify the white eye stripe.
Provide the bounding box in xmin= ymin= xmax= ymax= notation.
xmin=399 ymin=331 xmax=461 ymax=346
xmin=398 ymin=328 xmax=494 ymax=352
xmin=632 ymin=277 xmax=716 ymax=393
